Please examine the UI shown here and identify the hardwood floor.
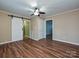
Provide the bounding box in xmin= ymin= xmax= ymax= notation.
xmin=0 ymin=38 xmax=79 ymax=58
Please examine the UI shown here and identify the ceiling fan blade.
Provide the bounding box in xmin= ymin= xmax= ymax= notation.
xmin=39 ymin=12 xmax=45 ymax=14
xmin=25 ymin=8 xmax=34 ymax=12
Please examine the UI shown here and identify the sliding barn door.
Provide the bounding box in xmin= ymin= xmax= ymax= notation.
xmin=12 ymin=17 xmax=23 ymax=41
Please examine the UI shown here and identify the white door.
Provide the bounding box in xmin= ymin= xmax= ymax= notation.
xmin=12 ymin=17 xmax=23 ymax=41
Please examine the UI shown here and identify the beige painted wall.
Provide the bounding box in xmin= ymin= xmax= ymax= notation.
xmin=0 ymin=9 xmax=79 ymax=45
xmin=0 ymin=12 xmax=11 ymax=43
xmin=53 ymin=10 xmax=79 ymax=45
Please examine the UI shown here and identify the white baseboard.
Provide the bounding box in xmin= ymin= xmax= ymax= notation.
xmin=0 ymin=40 xmax=21 ymax=45
xmin=54 ymin=39 xmax=79 ymax=45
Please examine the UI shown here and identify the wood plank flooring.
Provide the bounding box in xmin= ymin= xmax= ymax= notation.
xmin=0 ymin=38 xmax=79 ymax=58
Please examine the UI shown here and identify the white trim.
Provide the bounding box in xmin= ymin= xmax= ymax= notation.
xmin=45 ymin=8 xmax=79 ymax=18
xmin=54 ymin=39 xmax=79 ymax=46
xmin=0 ymin=40 xmax=18 ymax=45
xmin=0 ymin=10 xmax=29 ymax=18
xmin=53 ymin=8 xmax=79 ymax=16
xmin=0 ymin=10 xmax=21 ymax=16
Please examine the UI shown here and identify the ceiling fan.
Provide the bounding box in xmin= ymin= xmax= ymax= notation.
xmin=31 ymin=8 xmax=46 ymax=16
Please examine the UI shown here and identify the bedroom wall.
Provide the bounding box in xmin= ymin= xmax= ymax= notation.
xmin=30 ymin=16 xmax=44 ymax=40
xmin=0 ymin=12 xmax=11 ymax=43
xmin=53 ymin=10 xmax=79 ymax=45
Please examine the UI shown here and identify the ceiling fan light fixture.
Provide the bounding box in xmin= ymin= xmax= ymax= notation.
xmin=31 ymin=8 xmax=45 ymax=16
xmin=34 ymin=12 xmax=39 ymax=15
xmin=34 ymin=8 xmax=39 ymax=15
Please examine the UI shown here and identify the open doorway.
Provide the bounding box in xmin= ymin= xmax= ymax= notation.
xmin=23 ymin=20 xmax=30 ymax=39
xmin=46 ymin=20 xmax=52 ymax=40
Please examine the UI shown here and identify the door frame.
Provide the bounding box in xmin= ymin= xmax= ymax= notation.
xmin=44 ymin=18 xmax=53 ymax=40
xmin=46 ymin=20 xmax=52 ymax=40
xmin=23 ymin=20 xmax=31 ymax=39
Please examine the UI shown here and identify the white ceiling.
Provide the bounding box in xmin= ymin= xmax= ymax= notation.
xmin=0 ymin=0 xmax=79 ymax=18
